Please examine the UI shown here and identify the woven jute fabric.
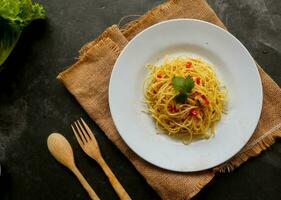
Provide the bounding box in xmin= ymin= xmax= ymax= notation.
xmin=57 ymin=0 xmax=281 ymax=199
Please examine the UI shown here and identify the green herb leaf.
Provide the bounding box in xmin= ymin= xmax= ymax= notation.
xmin=185 ymin=75 xmax=195 ymax=92
xmin=172 ymin=75 xmax=195 ymax=103
xmin=174 ymin=92 xmax=189 ymax=103
xmin=172 ymin=76 xmax=186 ymax=92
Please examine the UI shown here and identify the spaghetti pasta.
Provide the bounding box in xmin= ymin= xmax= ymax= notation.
xmin=144 ymin=56 xmax=227 ymax=143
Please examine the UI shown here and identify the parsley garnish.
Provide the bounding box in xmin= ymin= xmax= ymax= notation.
xmin=172 ymin=75 xmax=194 ymax=103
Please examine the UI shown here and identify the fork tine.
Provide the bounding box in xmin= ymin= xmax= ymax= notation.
xmin=80 ymin=118 xmax=96 ymax=141
xmin=77 ymin=120 xmax=91 ymax=142
xmin=74 ymin=121 xmax=87 ymax=143
xmin=71 ymin=124 xmax=84 ymax=146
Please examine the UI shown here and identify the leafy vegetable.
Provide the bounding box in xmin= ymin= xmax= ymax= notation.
xmin=173 ymin=91 xmax=189 ymax=103
xmin=0 ymin=0 xmax=46 ymax=66
xmin=172 ymin=75 xmax=195 ymax=103
xmin=184 ymin=75 xmax=195 ymax=91
xmin=172 ymin=76 xmax=186 ymax=91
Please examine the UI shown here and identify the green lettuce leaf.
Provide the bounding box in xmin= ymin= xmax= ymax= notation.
xmin=0 ymin=0 xmax=46 ymax=66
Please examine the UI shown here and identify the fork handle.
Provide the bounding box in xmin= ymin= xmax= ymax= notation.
xmin=71 ymin=166 xmax=100 ymax=200
xmin=98 ymin=158 xmax=132 ymax=200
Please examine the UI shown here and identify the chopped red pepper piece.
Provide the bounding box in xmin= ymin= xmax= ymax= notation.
xmin=186 ymin=61 xmax=192 ymax=68
xmin=196 ymin=77 xmax=201 ymax=84
xmin=157 ymin=74 xmax=162 ymax=79
xmin=168 ymin=105 xmax=179 ymax=113
xmin=201 ymin=95 xmax=209 ymax=105
xmin=190 ymin=108 xmax=198 ymax=116
xmin=168 ymin=104 xmax=173 ymax=112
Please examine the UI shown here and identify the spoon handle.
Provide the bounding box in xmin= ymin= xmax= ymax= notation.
xmin=98 ymin=158 xmax=131 ymax=200
xmin=71 ymin=166 xmax=100 ymax=200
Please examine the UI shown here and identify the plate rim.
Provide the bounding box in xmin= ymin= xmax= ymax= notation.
xmin=109 ymin=18 xmax=263 ymax=172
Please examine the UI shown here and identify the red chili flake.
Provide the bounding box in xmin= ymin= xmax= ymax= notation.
xmin=190 ymin=108 xmax=198 ymax=116
xmin=157 ymin=74 xmax=162 ymax=79
xmin=168 ymin=104 xmax=173 ymax=112
xmin=186 ymin=61 xmax=192 ymax=68
xmin=201 ymin=95 xmax=209 ymax=105
xmin=168 ymin=105 xmax=179 ymax=113
xmin=196 ymin=77 xmax=201 ymax=84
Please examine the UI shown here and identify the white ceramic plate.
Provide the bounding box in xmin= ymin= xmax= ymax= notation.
xmin=109 ymin=19 xmax=263 ymax=172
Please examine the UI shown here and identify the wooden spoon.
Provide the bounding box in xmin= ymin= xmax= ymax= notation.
xmin=47 ymin=133 xmax=100 ymax=200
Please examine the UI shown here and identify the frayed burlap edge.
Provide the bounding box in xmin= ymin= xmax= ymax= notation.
xmin=79 ymin=25 xmax=126 ymax=59
xmin=120 ymin=0 xmax=225 ymax=40
xmin=57 ymin=37 xmax=121 ymax=82
xmin=214 ymin=123 xmax=281 ymax=172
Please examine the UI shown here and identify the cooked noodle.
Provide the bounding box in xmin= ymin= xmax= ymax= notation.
xmin=144 ymin=56 xmax=227 ymax=143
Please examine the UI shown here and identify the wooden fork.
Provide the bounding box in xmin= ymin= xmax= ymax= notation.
xmin=71 ymin=118 xmax=132 ymax=200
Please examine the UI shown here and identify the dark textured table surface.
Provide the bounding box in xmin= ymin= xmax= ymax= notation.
xmin=1 ymin=0 xmax=281 ymax=199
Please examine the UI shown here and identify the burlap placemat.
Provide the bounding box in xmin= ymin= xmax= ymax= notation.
xmin=57 ymin=0 xmax=281 ymax=199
